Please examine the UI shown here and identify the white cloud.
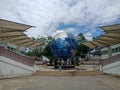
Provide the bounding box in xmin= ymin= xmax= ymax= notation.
xmin=84 ymin=32 xmax=93 ymax=41
xmin=0 ymin=0 xmax=120 ymax=38
xmin=52 ymin=30 xmax=65 ymax=38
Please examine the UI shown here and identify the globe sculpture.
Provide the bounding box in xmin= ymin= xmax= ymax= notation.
xmin=50 ymin=32 xmax=78 ymax=60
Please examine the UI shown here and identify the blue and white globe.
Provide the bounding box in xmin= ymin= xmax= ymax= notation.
xmin=50 ymin=32 xmax=78 ymax=60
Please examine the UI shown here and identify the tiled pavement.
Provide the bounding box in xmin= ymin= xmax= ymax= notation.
xmin=0 ymin=75 xmax=119 ymax=90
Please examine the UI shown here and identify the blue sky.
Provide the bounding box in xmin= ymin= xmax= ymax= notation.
xmin=58 ymin=17 xmax=120 ymax=39
xmin=58 ymin=22 xmax=104 ymax=38
xmin=0 ymin=0 xmax=120 ymax=41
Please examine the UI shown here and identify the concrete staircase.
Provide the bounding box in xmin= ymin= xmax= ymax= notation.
xmin=34 ymin=58 xmax=103 ymax=76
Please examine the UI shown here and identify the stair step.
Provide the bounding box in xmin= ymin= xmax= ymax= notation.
xmin=33 ymin=71 xmax=103 ymax=76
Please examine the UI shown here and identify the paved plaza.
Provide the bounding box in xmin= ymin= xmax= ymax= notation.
xmin=0 ymin=75 xmax=119 ymax=90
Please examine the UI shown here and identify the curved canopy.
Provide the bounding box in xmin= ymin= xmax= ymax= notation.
xmin=0 ymin=19 xmax=42 ymax=48
xmin=82 ymin=24 xmax=120 ymax=48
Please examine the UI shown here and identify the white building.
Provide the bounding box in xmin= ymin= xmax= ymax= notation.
xmin=101 ymin=43 xmax=120 ymax=59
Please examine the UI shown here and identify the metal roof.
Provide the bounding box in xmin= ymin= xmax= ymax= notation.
xmin=82 ymin=24 xmax=120 ymax=48
xmin=0 ymin=19 xmax=32 ymax=31
xmin=0 ymin=31 xmax=25 ymax=37
xmin=82 ymin=42 xmax=96 ymax=48
xmin=100 ymin=24 xmax=120 ymax=33
xmin=0 ymin=19 xmax=42 ymax=48
xmin=18 ymin=41 xmax=36 ymax=47
xmin=29 ymin=42 xmax=43 ymax=48
xmin=5 ymin=36 xmax=28 ymax=41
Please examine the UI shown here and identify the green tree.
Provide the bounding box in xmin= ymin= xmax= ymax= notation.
xmin=42 ymin=36 xmax=55 ymax=65
xmin=75 ymin=33 xmax=89 ymax=57
xmin=26 ymin=36 xmax=55 ymax=64
xmin=25 ymin=37 xmax=47 ymax=57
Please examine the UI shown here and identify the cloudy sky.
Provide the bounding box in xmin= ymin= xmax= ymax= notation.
xmin=0 ymin=0 xmax=120 ymax=40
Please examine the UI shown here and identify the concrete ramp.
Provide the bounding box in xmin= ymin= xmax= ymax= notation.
xmin=103 ymin=61 xmax=120 ymax=76
xmin=0 ymin=46 xmax=38 ymax=78
xmin=102 ymin=54 xmax=120 ymax=76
